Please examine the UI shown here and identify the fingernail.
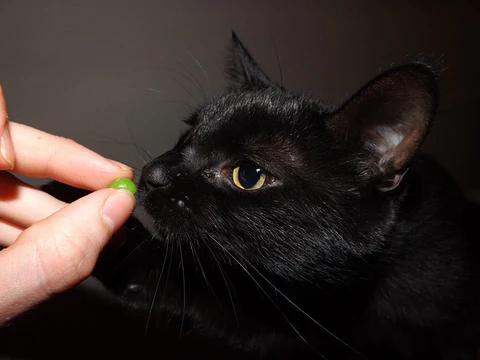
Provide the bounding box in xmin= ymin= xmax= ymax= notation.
xmin=101 ymin=190 xmax=136 ymax=231
xmin=0 ymin=122 xmax=15 ymax=170
xmin=108 ymin=159 xmax=132 ymax=172
xmin=0 ymin=86 xmax=14 ymax=170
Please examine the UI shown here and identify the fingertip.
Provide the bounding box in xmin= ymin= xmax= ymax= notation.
xmin=101 ymin=189 xmax=136 ymax=232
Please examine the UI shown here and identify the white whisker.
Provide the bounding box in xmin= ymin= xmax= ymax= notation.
xmin=178 ymin=242 xmax=187 ymax=339
xmin=114 ymin=231 xmax=156 ymax=271
xmin=191 ymin=243 xmax=228 ymax=317
xmin=185 ymin=50 xmax=212 ymax=88
xmin=228 ymin=246 xmax=367 ymax=360
xmin=204 ymin=241 xmax=239 ymax=326
xmin=210 ymin=238 xmax=327 ymax=359
xmin=145 ymin=238 xmax=170 ymax=335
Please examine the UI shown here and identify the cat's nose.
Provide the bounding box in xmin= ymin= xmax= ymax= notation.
xmin=140 ymin=151 xmax=181 ymax=191
xmin=141 ymin=162 xmax=171 ymax=190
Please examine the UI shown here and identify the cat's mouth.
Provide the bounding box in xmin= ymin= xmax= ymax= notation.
xmin=134 ymin=179 xmax=194 ymax=239
xmin=136 ymin=176 xmax=192 ymax=210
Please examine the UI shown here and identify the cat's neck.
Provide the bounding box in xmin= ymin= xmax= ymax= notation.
xmin=369 ymin=155 xmax=478 ymax=324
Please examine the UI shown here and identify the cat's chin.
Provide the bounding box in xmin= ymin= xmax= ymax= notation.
xmin=134 ymin=204 xmax=162 ymax=241
xmin=133 ymin=182 xmax=164 ymax=241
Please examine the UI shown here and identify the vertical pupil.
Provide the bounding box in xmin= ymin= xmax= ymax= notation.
xmin=238 ymin=162 xmax=261 ymax=188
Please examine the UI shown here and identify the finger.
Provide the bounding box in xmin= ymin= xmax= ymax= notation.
xmin=0 ymin=172 xmax=67 ymax=229
xmin=8 ymin=121 xmax=133 ymax=190
xmin=0 ymin=187 xmax=135 ymax=325
xmin=0 ymin=86 xmax=15 ymax=170
xmin=0 ymin=218 xmax=23 ymax=247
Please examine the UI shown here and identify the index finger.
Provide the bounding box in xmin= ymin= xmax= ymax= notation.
xmin=9 ymin=121 xmax=133 ymax=190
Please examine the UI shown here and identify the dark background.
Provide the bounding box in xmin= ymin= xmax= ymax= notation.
xmin=1 ymin=1 xmax=479 ymax=197
xmin=0 ymin=1 xmax=479 ymax=358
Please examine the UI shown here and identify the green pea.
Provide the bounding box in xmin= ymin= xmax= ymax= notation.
xmin=108 ymin=178 xmax=137 ymax=195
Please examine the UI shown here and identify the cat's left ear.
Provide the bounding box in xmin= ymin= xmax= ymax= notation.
xmin=226 ymin=32 xmax=277 ymax=89
xmin=327 ymin=63 xmax=439 ymax=191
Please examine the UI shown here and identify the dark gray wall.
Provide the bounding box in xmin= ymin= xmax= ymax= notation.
xmin=0 ymin=1 xmax=479 ymax=198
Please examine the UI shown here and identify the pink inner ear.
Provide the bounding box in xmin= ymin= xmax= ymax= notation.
xmin=366 ymin=99 xmax=431 ymax=177
xmin=391 ymin=123 xmax=426 ymax=169
xmin=378 ymin=169 xmax=409 ymax=192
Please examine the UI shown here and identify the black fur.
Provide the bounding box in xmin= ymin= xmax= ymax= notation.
xmin=53 ymin=33 xmax=480 ymax=359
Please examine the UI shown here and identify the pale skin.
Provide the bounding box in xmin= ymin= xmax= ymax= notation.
xmin=0 ymin=86 xmax=136 ymax=325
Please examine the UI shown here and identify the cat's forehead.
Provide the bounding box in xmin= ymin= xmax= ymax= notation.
xmin=192 ymin=89 xmax=328 ymax=140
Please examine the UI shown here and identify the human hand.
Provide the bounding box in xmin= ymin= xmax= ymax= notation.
xmin=0 ymin=86 xmax=136 ymax=325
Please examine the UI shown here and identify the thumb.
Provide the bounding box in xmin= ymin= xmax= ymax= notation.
xmin=0 ymin=188 xmax=135 ymax=325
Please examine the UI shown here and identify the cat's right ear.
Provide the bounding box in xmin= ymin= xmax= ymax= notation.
xmin=226 ymin=32 xmax=277 ymax=89
xmin=327 ymin=63 xmax=439 ymax=192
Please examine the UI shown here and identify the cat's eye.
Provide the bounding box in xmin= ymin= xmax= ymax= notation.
xmin=230 ymin=161 xmax=273 ymax=190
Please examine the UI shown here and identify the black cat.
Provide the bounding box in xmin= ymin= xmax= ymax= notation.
xmin=54 ymin=34 xmax=480 ymax=359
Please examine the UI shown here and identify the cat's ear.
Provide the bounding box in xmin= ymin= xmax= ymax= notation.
xmin=327 ymin=63 xmax=439 ymax=191
xmin=226 ymin=32 xmax=276 ymax=88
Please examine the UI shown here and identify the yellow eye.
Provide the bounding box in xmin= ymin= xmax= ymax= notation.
xmin=232 ymin=161 xmax=268 ymax=190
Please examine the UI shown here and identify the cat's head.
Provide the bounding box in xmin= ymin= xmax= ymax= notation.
xmin=136 ymin=33 xmax=438 ymax=284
